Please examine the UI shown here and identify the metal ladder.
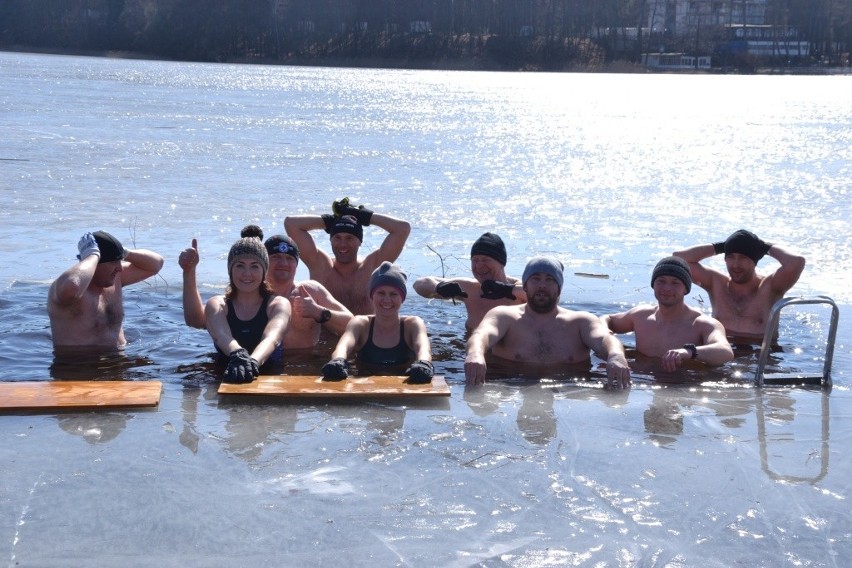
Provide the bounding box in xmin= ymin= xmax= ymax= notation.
xmin=754 ymin=296 xmax=839 ymax=388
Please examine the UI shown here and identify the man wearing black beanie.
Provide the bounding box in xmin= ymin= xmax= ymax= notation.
xmin=284 ymin=198 xmax=411 ymax=316
xmin=413 ymin=232 xmax=526 ymax=330
xmin=602 ymin=257 xmax=734 ymax=372
xmin=674 ymin=229 xmax=806 ymax=342
xmin=48 ymin=230 xmax=164 ymax=349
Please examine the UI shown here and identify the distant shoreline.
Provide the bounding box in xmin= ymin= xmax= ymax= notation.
xmin=3 ymin=46 xmax=851 ymax=76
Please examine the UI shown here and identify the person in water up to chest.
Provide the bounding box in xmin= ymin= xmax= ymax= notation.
xmin=321 ymin=261 xmax=433 ymax=384
xmin=413 ymin=232 xmax=527 ymax=331
xmin=48 ymin=230 xmax=164 ymax=350
xmin=464 ymin=256 xmax=631 ymax=389
xmin=674 ymin=229 xmax=806 ymax=343
xmin=284 ymin=197 xmax=410 ymax=316
xmin=602 ymin=256 xmax=734 ymax=373
xmin=203 ymin=233 xmax=291 ymax=384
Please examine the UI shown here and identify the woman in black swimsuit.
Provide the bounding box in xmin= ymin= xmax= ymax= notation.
xmin=206 ymin=230 xmax=291 ymax=383
xmin=322 ymin=262 xmax=433 ymax=383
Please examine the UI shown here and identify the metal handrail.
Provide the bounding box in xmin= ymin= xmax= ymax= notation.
xmin=754 ymin=296 xmax=839 ymax=387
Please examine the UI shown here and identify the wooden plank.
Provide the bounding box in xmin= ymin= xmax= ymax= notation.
xmin=0 ymin=381 xmax=162 ymax=411
xmin=218 ymin=374 xmax=450 ymax=398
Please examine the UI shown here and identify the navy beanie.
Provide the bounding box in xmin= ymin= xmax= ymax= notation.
xmin=470 ymin=232 xmax=507 ymax=266
xmin=265 ymin=234 xmax=300 ymax=260
xmin=651 ymin=256 xmax=692 ymax=294
xmin=522 ymin=256 xmax=564 ymax=291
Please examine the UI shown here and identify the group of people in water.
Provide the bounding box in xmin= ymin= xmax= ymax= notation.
xmin=47 ymin=197 xmax=806 ymax=390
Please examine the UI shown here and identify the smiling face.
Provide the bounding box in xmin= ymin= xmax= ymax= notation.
xmin=652 ymin=275 xmax=687 ymax=307
xmin=371 ymin=285 xmax=404 ymax=315
xmin=523 ymin=272 xmax=560 ymax=313
xmin=229 ymin=256 xmax=266 ymax=293
xmin=470 ymin=255 xmax=504 ymax=283
xmin=330 ymin=233 xmax=361 ymax=265
xmin=725 ymin=253 xmax=757 ymax=284
xmin=268 ymin=252 xmax=298 ymax=286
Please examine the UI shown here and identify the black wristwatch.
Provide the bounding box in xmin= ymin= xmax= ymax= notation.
xmin=317 ymin=309 xmax=332 ymax=324
xmin=683 ymin=343 xmax=698 ymax=359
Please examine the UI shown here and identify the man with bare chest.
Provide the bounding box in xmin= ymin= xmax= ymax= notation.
xmin=465 ymin=256 xmax=631 ymax=388
xmin=413 ymin=232 xmax=527 ymax=330
xmin=602 ymin=256 xmax=733 ymax=372
xmin=284 ymin=199 xmax=410 ymax=315
xmin=48 ymin=231 xmax=164 ymax=350
xmin=674 ymin=229 xmax=806 ymax=343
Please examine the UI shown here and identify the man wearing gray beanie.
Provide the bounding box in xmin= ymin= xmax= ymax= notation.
xmin=465 ymin=256 xmax=631 ymax=389
xmin=602 ymin=256 xmax=733 ymax=373
xmin=673 ymin=230 xmax=805 ymax=342
xmin=414 ymin=231 xmax=526 ymax=330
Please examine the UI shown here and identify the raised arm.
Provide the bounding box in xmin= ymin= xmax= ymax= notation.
xmin=120 ymin=248 xmax=164 ymax=286
xmin=765 ymin=244 xmax=806 ymax=295
xmin=50 ymin=232 xmax=105 ymax=306
xmin=582 ymin=314 xmax=631 ymax=389
xmin=672 ymin=243 xmax=723 ymax=289
xmin=179 ymin=238 xmax=206 ymax=329
xmin=360 ymin=212 xmax=411 ymax=270
xmin=291 ymin=282 xmax=353 ymax=336
xmin=283 ymin=215 xmax=333 ymax=271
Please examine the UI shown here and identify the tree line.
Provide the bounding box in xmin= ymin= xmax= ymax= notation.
xmin=0 ymin=0 xmax=849 ymax=70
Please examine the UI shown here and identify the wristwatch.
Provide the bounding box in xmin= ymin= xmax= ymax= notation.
xmin=317 ymin=309 xmax=332 ymax=324
xmin=683 ymin=343 xmax=698 ymax=359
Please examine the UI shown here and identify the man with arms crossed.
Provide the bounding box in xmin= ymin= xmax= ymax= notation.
xmin=674 ymin=229 xmax=806 ymax=342
xmin=284 ymin=198 xmax=410 ymax=315
xmin=414 ymin=232 xmax=526 ymax=330
xmin=48 ymin=231 xmax=164 ymax=349
xmin=602 ymin=256 xmax=734 ymax=372
xmin=464 ymin=256 xmax=631 ymax=389
xmin=180 ymin=226 xmax=352 ymax=350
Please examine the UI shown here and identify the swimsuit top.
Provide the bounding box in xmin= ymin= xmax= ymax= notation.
xmin=216 ymin=296 xmax=282 ymax=364
xmin=357 ymin=317 xmax=415 ymax=367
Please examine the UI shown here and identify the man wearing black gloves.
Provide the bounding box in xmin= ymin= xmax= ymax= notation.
xmin=284 ymin=198 xmax=410 ymax=316
xmin=674 ymin=229 xmax=806 ymax=342
xmin=413 ymin=232 xmax=526 ymax=330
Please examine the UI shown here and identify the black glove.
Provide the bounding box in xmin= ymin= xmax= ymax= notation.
xmin=322 ymin=357 xmax=349 ymax=381
xmin=223 ymin=348 xmax=258 ymax=384
xmin=480 ymin=280 xmax=516 ymax=300
xmin=436 ymin=281 xmax=468 ymax=299
xmin=405 ymin=360 xmax=434 ymax=384
xmin=712 ymin=241 xmax=725 ymax=255
xmin=759 ymin=239 xmax=773 ymax=255
xmin=321 ymin=214 xmax=336 ymax=234
xmin=333 ymin=197 xmax=373 ymax=226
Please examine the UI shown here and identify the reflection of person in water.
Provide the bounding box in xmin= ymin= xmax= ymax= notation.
xmin=49 ymin=349 xmax=154 ymax=381
xmin=56 ymin=413 xmax=129 ymax=444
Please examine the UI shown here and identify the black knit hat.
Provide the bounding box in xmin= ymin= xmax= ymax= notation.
xmin=369 ymin=261 xmax=407 ymax=300
xmin=92 ymin=231 xmax=127 ymax=264
xmin=329 ymin=215 xmax=363 ymax=242
xmin=724 ymin=229 xmax=768 ymax=264
xmin=470 ymin=232 xmax=507 ymax=266
xmin=651 ymin=256 xmax=692 ymax=294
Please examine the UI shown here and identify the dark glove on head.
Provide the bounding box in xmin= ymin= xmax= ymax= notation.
xmin=223 ymin=348 xmax=255 ymax=384
xmin=405 ymin=360 xmax=434 ymax=384
xmin=480 ymin=280 xmax=516 ymax=300
xmin=712 ymin=241 xmax=725 ymax=255
xmin=436 ymin=281 xmax=468 ymax=299
xmin=322 ymin=357 xmax=349 ymax=381
xmin=341 ymin=205 xmax=373 ymax=226
xmin=322 ymin=214 xmax=336 ymax=234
